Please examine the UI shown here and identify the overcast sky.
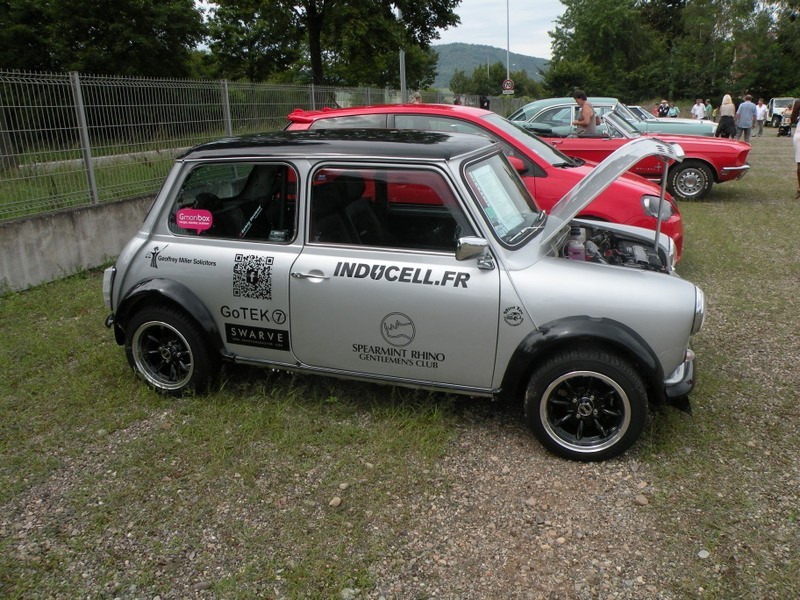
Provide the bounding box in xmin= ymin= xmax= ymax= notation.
xmin=434 ymin=0 xmax=565 ymax=60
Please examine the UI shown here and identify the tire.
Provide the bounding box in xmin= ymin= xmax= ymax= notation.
xmin=771 ymin=115 xmax=782 ymax=128
xmin=667 ymin=160 xmax=713 ymax=201
xmin=524 ymin=348 xmax=648 ymax=461
xmin=124 ymin=304 xmax=219 ymax=395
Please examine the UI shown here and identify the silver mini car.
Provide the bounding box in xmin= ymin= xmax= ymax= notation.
xmin=103 ymin=129 xmax=705 ymax=461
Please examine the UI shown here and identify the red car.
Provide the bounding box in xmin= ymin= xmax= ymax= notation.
xmin=524 ymin=110 xmax=751 ymax=201
xmin=286 ymin=104 xmax=684 ymax=259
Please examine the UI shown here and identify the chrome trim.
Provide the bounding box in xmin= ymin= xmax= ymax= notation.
xmin=102 ymin=266 xmax=116 ymax=309
xmin=664 ymin=361 xmax=688 ymax=386
xmin=692 ymin=287 xmax=706 ymax=334
xmin=721 ymin=164 xmax=750 ymax=175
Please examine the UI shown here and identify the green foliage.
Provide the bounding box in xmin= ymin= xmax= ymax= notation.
xmin=0 ymin=0 xmax=205 ymax=77
xmin=207 ymin=0 xmax=301 ymax=82
xmin=207 ymin=0 xmax=459 ymax=86
xmin=449 ymin=62 xmax=542 ymax=97
xmin=432 ymin=43 xmax=548 ymax=90
xmin=544 ymin=0 xmax=800 ymax=101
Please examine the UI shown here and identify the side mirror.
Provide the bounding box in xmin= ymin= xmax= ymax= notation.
xmin=456 ymin=236 xmax=490 ymax=263
xmin=507 ymin=155 xmax=527 ymax=174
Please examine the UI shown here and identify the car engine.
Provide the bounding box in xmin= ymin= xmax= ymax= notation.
xmin=562 ymin=226 xmax=667 ymax=272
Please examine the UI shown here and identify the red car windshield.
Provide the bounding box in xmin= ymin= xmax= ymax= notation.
xmin=480 ymin=113 xmax=581 ymax=167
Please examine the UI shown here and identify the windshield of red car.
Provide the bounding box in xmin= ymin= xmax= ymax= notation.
xmin=481 ymin=113 xmax=579 ymax=167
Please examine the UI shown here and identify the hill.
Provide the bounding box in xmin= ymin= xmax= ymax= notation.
xmin=432 ymin=42 xmax=549 ymax=90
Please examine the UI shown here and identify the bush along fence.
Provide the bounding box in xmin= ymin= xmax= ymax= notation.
xmin=0 ymin=70 xmax=526 ymax=222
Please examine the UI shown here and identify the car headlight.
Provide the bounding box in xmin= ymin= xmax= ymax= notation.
xmin=641 ymin=194 xmax=675 ymax=220
xmin=692 ymin=286 xmax=705 ymax=334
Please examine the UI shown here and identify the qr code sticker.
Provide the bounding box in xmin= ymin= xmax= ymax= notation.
xmin=233 ymin=254 xmax=274 ymax=299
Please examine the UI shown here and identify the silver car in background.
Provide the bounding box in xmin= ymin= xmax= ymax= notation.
xmin=103 ymin=129 xmax=704 ymax=461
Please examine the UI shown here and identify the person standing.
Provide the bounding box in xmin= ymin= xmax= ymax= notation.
xmin=571 ymin=89 xmax=597 ymax=134
xmin=792 ymin=99 xmax=800 ymax=198
xmin=667 ymin=102 xmax=680 ymax=117
xmin=657 ymin=99 xmax=669 ymax=118
xmin=691 ymin=98 xmax=705 ymax=120
xmin=755 ymin=98 xmax=768 ymax=136
xmin=715 ymin=94 xmax=737 ymax=138
xmin=735 ymin=94 xmax=757 ymax=142
xmin=410 ymin=92 xmax=422 ymax=104
xmin=704 ymin=99 xmax=713 ymax=120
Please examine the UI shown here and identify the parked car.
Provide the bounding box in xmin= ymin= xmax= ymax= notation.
xmin=102 ymin=129 xmax=704 ymax=461
xmin=767 ymin=97 xmax=795 ymax=127
xmin=627 ymin=105 xmax=715 ymax=131
xmin=521 ymin=110 xmax=750 ymax=201
xmin=509 ymin=97 xmax=717 ymax=137
xmin=286 ymin=103 xmax=683 ymax=258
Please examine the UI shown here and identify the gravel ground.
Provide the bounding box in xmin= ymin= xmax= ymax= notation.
xmin=366 ymin=406 xmax=676 ymax=600
xmin=2 ymin=403 xmax=685 ymax=599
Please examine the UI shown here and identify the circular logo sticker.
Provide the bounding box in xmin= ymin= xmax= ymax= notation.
xmin=503 ymin=306 xmax=524 ymax=326
xmin=380 ymin=312 xmax=416 ymax=347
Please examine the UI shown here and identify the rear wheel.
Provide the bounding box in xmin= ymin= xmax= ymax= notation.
xmin=524 ymin=348 xmax=648 ymax=461
xmin=668 ymin=160 xmax=713 ymax=201
xmin=124 ymin=305 xmax=218 ymax=395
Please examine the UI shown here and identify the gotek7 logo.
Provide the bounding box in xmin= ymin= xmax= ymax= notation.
xmin=233 ymin=254 xmax=273 ymax=300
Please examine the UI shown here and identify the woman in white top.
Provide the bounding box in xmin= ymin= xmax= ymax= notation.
xmin=715 ymin=94 xmax=736 ymax=138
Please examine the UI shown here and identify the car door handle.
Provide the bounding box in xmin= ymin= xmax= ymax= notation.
xmin=291 ymin=271 xmax=330 ymax=280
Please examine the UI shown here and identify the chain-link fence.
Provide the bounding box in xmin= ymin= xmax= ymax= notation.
xmin=0 ymin=70 xmax=526 ymax=221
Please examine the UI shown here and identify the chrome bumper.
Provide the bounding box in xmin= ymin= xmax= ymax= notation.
xmin=721 ymin=164 xmax=750 ymax=179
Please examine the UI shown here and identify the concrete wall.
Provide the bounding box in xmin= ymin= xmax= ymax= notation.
xmin=0 ymin=196 xmax=154 ymax=293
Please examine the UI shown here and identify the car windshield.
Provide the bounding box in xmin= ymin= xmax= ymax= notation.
xmin=480 ymin=113 xmax=580 ymax=166
xmin=607 ymin=109 xmax=643 ymax=138
xmin=631 ymin=107 xmax=656 ymax=121
xmin=463 ymin=152 xmax=545 ymax=247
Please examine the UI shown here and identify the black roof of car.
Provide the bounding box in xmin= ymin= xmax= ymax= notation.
xmin=180 ymin=129 xmax=497 ymax=161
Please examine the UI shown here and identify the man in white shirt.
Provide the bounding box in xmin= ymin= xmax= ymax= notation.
xmin=755 ymin=98 xmax=769 ymax=137
xmin=691 ymin=98 xmax=705 ymax=120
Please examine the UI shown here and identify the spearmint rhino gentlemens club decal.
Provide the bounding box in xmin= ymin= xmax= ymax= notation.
xmin=145 ymin=244 xmax=217 ymax=268
xmin=333 ymin=261 xmax=470 ymax=288
xmin=352 ymin=313 xmax=446 ymax=369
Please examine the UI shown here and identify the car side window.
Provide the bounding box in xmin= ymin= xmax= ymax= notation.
xmin=308 ymin=115 xmax=387 ymax=129
xmin=169 ymin=162 xmax=297 ymax=242
xmin=395 ymin=115 xmax=537 ymax=174
xmin=537 ymin=107 xmax=572 ymax=126
xmin=308 ymin=167 xmax=475 ymax=252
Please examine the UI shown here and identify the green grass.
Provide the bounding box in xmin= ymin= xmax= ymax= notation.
xmin=2 ymin=134 xmax=800 ymax=597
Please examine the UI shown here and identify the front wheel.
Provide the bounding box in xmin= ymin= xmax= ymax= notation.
xmin=524 ymin=349 xmax=648 ymax=461
xmin=668 ymin=161 xmax=714 ymax=201
xmin=124 ymin=305 xmax=219 ymax=395
xmin=771 ymin=115 xmax=782 ymax=128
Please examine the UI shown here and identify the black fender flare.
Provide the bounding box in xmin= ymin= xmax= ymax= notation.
xmin=499 ymin=316 xmax=666 ymax=404
xmin=111 ymin=278 xmax=225 ymax=354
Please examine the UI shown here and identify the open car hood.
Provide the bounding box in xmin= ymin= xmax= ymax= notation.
xmin=542 ymin=137 xmax=685 ymax=246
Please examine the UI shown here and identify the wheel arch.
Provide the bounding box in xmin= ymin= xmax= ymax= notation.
xmin=671 ymin=157 xmax=719 ymax=182
xmin=499 ymin=316 xmax=666 ymax=406
xmin=112 ymin=278 xmax=225 ymax=355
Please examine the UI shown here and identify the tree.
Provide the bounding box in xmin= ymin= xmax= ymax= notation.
xmin=546 ymin=0 xmax=664 ymax=99
xmin=449 ymin=62 xmax=543 ymax=98
xmin=207 ymin=0 xmax=460 ymax=85
xmin=207 ymin=0 xmax=300 ymax=82
xmin=0 ymin=0 xmax=205 ymax=77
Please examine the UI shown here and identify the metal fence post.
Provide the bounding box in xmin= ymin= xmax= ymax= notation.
xmin=310 ymin=84 xmax=315 ymax=110
xmin=69 ymin=71 xmax=99 ymax=205
xmin=221 ymin=79 xmax=233 ymax=136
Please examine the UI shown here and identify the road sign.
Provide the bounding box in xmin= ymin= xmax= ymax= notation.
xmin=501 ymin=78 xmax=515 ymax=95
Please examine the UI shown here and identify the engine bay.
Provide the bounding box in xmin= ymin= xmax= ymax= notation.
xmin=561 ymin=225 xmax=668 ymax=272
